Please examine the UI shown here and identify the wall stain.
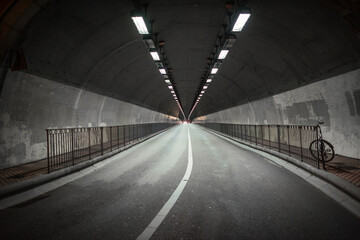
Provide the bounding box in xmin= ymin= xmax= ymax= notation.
xmin=345 ymin=91 xmax=356 ymax=116
xmin=353 ymin=89 xmax=360 ymax=116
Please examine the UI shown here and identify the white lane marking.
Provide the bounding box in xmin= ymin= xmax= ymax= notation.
xmin=136 ymin=126 xmax=193 ymax=240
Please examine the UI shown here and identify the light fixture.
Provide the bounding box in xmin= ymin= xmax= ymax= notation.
xmin=211 ymin=68 xmax=218 ymax=74
xmin=159 ymin=68 xmax=166 ymax=74
xmin=199 ymin=94 xmax=203 ymax=96
xmin=155 ymin=62 xmax=164 ymax=68
xmin=168 ymin=85 xmax=173 ymax=89
xmin=231 ymin=9 xmax=251 ymax=32
xmin=201 ymin=90 xmax=205 ymax=94
xmin=143 ymin=37 xmax=156 ymax=48
xmin=131 ymin=10 xmax=150 ymax=34
xmin=165 ymin=79 xmax=171 ymax=84
xmin=223 ymin=35 xmax=236 ymax=48
xmin=171 ymin=91 xmax=175 ymax=93
xmin=206 ymin=79 xmax=212 ymax=83
xmin=173 ymin=94 xmax=176 ymax=97
xmin=218 ymin=49 xmax=229 ymax=60
xmin=203 ymin=86 xmax=208 ymax=89
xmin=150 ymin=51 xmax=160 ymax=61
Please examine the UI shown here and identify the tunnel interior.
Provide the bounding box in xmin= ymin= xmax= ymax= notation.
xmin=0 ymin=0 xmax=360 ymax=168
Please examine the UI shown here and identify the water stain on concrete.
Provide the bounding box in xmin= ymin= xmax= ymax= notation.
xmin=345 ymin=91 xmax=356 ymax=116
xmin=285 ymin=100 xmax=330 ymax=126
xmin=353 ymin=89 xmax=360 ymax=116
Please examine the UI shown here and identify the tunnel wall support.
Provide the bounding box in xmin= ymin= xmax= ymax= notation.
xmin=0 ymin=71 xmax=177 ymax=169
xmin=195 ymin=69 xmax=360 ymax=159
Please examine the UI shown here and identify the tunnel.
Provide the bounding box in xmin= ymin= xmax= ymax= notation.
xmin=0 ymin=0 xmax=360 ymax=239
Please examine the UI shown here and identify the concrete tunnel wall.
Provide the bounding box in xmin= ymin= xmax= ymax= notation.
xmin=195 ymin=69 xmax=360 ymax=159
xmin=0 ymin=71 xmax=178 ymax=169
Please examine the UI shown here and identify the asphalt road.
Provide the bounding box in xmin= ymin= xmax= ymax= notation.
xmin=0 ymin=124 xmax=359 ymax=240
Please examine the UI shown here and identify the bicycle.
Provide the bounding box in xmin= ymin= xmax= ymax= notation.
xmin=309 ymin=121 xmax=335 ymax=163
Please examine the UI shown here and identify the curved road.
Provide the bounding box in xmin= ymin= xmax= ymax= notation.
xmin=0 ymin=124 xmax=359 ymax=239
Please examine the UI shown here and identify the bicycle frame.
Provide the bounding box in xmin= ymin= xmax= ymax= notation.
xmin=315 ymin=125 xmax=327 ymax=170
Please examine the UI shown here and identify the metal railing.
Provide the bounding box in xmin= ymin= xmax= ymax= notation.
xmin=46 ymin=123 xmax=175 ymax=173
xmin=198 ymin=123 xmax=321 ymax=168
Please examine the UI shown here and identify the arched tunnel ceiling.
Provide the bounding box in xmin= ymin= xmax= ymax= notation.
xmin=9 ymin=0 xmax=360 ymax=120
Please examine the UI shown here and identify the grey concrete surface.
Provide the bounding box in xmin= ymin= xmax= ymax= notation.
xmin=0 ymin=71 xmax=177 ymax=169
xmin=195 ymin=68 xmax=360 ymax=159
xmin=0 ymin=124 xmax=359 ymax=240
xmin=2 ymin=1 xmax=360 ymax=117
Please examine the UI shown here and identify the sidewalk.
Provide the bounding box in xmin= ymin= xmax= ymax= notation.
xmin=0 ymin=139 xmax=359 ymax=194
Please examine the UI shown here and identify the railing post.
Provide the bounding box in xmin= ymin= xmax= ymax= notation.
xmin=255 ymin=125 xmax=257 ymax=145
xmin=299 ymin=126 xmax=303 ymax=161
xmin=287 ymin=126 xmax=291 ymax=156
xmin=100 ymin=127 xmax=104 ymax=155
xmin=88 ymin=128 xmax=91 ymax=159
xmin=277 ymin=125 xmax=280 ymax=152
xmin=47 ymin=129 xmax=50 ymax=173
xmin=261 ymin=125 xmax=263 ymax=146
xmin=129 ymin=125 xmax=131 ymax=143
xmin=117 ymin=126 xmax=120 ymax=149
xmin=240 ymin=125 xmax=243 ymax=140
xmin=123 ymin=125 xmax=126 ymax=146
xmin=137 ymin=124 xmax=139 ymax=141
xmin=71 ymin=129 xmax=75 ymax=165
xmin=268 ymin=126 xmax=271 ymax=149
xmin=110 ymin=126 xmax=113 ymax=151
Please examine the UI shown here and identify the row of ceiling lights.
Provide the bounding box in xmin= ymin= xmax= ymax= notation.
xmin=131 ymin=8 xmax=186 ymax=119
xmin=188 ymin=7 xmax=251 ymax=119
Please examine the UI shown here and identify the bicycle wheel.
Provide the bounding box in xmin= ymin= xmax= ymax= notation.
xmin=309 ymin=139 xmax=335 ymax=162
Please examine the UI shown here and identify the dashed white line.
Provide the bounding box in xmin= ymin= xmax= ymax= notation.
xmin=136 ymin=126 xmax=193 ymax=240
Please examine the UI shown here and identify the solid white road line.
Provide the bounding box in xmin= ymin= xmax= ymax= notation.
xmin=136 ymin=126 xmax=193 ymax=240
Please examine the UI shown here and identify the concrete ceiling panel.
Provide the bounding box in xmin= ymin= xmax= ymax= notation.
xmin=4 ymin=0 xmax=359 ymax=120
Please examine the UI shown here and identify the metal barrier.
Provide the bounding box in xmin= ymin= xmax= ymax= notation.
xmin=198 ymin=123 xmax=321 ymax=168
xmin=46 ymin=123 xmax=175 ymax=173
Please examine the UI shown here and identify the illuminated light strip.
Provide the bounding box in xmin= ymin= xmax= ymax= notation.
xmin=150 ymin=51 xmax=160 ymax=61
xmin=232 ymin=13 xmax=251 ymax=32
xmin=131 ymin=16 xmax=149 ymax=34
xmin=218 ymin=49 xmax=229 ymax=60
xmin=211 ymin=68 xmax=218 ymax=74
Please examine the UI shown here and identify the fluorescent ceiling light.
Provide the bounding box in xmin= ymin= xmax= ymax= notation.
xmin=131 ymin=16 xmax=149 ymax=34
xmin=211 ymin=68 xmax=218 ymax=74
xmin=168 ymin=85 xmax=173 ymax=89
xmin=218 ymin=50 xmax=229 ymax=60
xmin=165 ymin=79 xmax=171 ymax=84
xmin=203 ymin=86 xmax=208 ymax=89
xmin=173 ymin=94 xmax=176 ymax=97
xmin=171 ymin=91 xmax=175 ymax=93
xmin=150 ymin=51 xmax=160 ymax=61
xmin=201 ymin=90 xmax=205 ymax=94
xmin=206 ymin=79 xmax=212 ymax=83
xmin=159 ymin=68 xmax=166 ymax=74
xmin=232 ymin=12 xmax=251 ymax=32
xmin=199 ymin=94 xmax=203 ymax=97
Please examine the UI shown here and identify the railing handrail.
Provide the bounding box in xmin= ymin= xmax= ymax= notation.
xmin=45 ymin=122 xmax=175 ymax=131
xmin=46 ymin=122 xmax=176 ymax=173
